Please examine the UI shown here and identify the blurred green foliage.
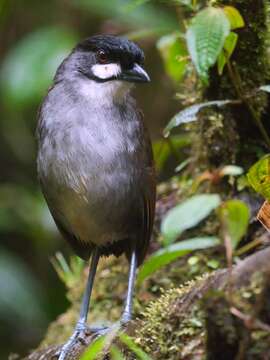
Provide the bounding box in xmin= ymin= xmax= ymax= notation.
xmin=1 ymin=27 xmax=78 ymax=108
xmin=0 ymin=249 xmax=45 ymax=325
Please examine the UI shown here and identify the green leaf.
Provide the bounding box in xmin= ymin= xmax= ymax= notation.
xmin=218 ymin=200 xmax=250 ymax=249
xmin=0 ymin=27 xmax=78 ymax=108
xmin=110 ymin=346 xmax=126 ymax=360
xmin=137 ymin=236 xmax=220 ymax=284
xmin=223 ymin=6 xmax=245 ymax=30
xmin=161 ymin=194 xmax=221 ymax=244
xmin=186 ymin=7 xmax=230 ymax=81
xmin=217 ymin=32 xmax=238 ymax=75
xmin=247 ymin=155 xmax=270 ymax=200
xmin=80 ymin=335 xmax=106 ymax=360
xmin=153 ymin=134 xmax=191 ymax=171
xmin=157 ymin=33 xmax=188 ymax=82
xmin=119 ymin=334 xmax=153 ymax=360
xmin=163 ymin=100 xmax=233 ymax=137
xmin=51 ymin=253 xmax=84 ymax=288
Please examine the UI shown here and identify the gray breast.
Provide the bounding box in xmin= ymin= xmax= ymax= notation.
xmin=37 ymin=83 xmax=144 ymax=252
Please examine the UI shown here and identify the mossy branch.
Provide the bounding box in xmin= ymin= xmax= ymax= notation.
xmin=23 ymin=246 xmax=270 ymax=360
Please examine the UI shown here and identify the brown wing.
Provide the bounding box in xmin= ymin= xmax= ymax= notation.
xmin=136 ymin=110 xmax=156 ymax=266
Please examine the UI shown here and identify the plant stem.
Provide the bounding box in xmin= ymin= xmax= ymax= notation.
xmin=234 ymin=237 xmax=263 ymax=257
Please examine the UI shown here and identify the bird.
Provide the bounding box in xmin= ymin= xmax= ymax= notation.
xmin=36 ymin=34 xmax=156 ymax=359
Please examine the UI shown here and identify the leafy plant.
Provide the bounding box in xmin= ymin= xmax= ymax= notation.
xmin=163 ymin=100 xmax=234 ymax=137
xmin=217 ymin=32 xmax=238 ymax=75
xmin=110 ymin=346 xmax=126 ymax=360
xmin=153 ymin=134 xmax=190 ymax=171
xmin=80 ymin=335 xmax=107 ymax=360
xmin=247 ymin=155 xmax=270 ymax=200
xmin=161 ymin=193 xmax=221 ymax=244
xmin=157 ymin=33 xmax=188 ymax=83
xmin=218 ymin=199 xmax=250 ymax=250
xmin=51 ymin=253 xmax=84 ymax=289
xmin=186 ymin=7 xmax=230 ymax=82
xmin=137 ymin=236 xmax=220 ymax=283
xmin=119 ymin=333 xmax=153 ymax=360
xmin=80 ymin=331 xmax=152 ymax=360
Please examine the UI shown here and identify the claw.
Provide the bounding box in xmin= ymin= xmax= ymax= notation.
xmin=55 ymin=324 xmax=109 ymax=360
xmin=57 ymin=328 xmax=81 ymax=360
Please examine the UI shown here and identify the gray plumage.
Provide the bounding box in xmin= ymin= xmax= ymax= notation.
xmin=37 ymin=35 xmax=155 ymax=264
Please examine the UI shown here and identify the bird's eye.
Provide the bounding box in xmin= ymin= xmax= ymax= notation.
xmin=97 ymin=50 xmax=108 ymax=64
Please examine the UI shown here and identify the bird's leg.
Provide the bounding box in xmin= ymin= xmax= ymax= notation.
xmin=121 ymin=250 xmax=138 ymax=325
xmin=57 ymin=248 xmax=100 ymax=360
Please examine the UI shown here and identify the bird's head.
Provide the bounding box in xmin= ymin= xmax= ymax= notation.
xmin=56 ymin=35 xmax=150 ymax=87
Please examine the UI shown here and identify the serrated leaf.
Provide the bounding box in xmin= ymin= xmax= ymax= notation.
xmin=161 ymin=194 xmax=221 ymax=244
xmin=186 ymin=7 xmax=230 ymax=81
xmin=157 ymin=33 xmax=188 ymax=82
xmin=217 ymin=32 xmax=238 ymax=75
xmin=0 ymin=27 xmax=78 ymax=108
xmin=247 ymin=155 xmax=270 ymax=200
xmin=163 ymin=100 xmax=233 ymax=136
xmin=223 ymin=6 xmax=245 ymax=30
xmin=137 ymin=236 xmax=220 ymax=284
xmin=218 ymin=200 xmax=250 ymax=250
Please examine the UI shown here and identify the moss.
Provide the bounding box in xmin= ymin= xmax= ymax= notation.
xmin=193 ymin=0 xmax=270 ymax=173
xmin=133 ymin=276 xmax=209 ymax=360
xmin=38 ymin=242 xmax=223 ymax=352
xmin=133 ymin=271 xmax=270 ymax=360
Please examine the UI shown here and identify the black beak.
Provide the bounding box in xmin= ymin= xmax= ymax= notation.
xmin=119 ymin=63 xmax=150 ymax=83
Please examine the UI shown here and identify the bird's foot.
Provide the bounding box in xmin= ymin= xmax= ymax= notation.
xmin=55 ymin=323 xmax=109 ymax=360
xmin=120 ymin=311 xmax=132 ymax=327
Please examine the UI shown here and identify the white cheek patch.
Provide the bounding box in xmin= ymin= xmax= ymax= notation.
xmin=91 ymin=63 xmax=121 ymax=80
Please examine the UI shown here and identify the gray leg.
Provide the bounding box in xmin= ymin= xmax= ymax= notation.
xmin=121 ymin=250 xmax=138 ymax=324
xmin=58 ymin=248 xmax=100 ymax=360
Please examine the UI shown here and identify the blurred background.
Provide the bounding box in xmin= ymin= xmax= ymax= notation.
xmin=0 ymin=0 xmax=185 ymax=357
